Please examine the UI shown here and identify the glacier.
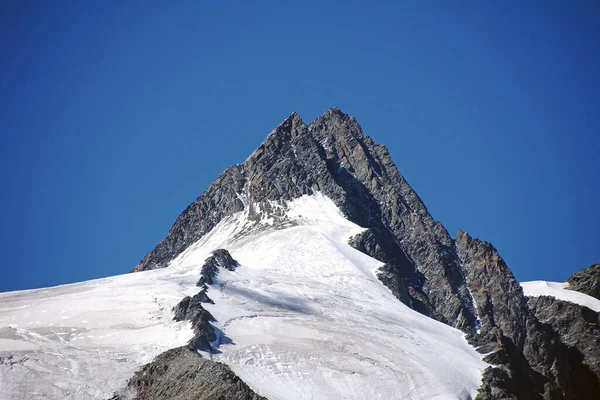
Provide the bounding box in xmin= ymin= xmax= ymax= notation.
xmin=0 ymin=192 xmax=488 ymax=399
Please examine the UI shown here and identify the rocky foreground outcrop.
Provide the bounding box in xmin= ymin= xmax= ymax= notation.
xmin=111 ymin=346 xmax=265 ymax=400
xmin=130 ymin=109 xmax=599 ymax=399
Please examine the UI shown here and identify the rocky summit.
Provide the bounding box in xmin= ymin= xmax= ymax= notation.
xmin=1 ymin=109 xmax=598 ymax=400
xmin=126 ymin=108 xmax=600 ymax=399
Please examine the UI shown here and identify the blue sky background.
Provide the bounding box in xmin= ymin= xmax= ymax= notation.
xmin=1 ymin=1 xmax=598 ymax=292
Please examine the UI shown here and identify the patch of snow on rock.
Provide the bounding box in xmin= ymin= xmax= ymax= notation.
xmin=520 ymin=280 xmax=600 ymax=312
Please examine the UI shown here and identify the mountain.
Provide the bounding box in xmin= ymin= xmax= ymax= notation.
xmin=1 ymin=109 xmax=598 ymax=399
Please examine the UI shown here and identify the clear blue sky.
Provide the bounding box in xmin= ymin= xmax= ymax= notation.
xmin=1 ymin=1 xmax=598 ymax=292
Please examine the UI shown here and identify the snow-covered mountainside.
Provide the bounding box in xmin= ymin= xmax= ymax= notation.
xmin=2 ymin=109 xmax=599 ymax=399
xmin=0 ymin=263 xmax=195 ymax=398
xmin=0 ymin=193 xmax=487 ymax=399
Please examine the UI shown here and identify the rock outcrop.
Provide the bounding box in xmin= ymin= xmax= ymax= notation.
xmin=457 ymin=230 xmax=600 ymax=399
xmin=172 ymin=293 xmax=216 ymax=351
xmin=566 ymin=263 xmax=600 ymax=300
xmin=173 ymin=249 xmax=239 ymax=351
xmin=112 ymin=346 xmax=266 ymax=400
xmin=197 ymin=249 xmax=239 ymax=286
xmin=528 ymin=296 xmax=600 ymax=379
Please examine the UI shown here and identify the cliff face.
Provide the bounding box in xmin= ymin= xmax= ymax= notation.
xmin=457 ymin=231 xmax=600 ymax=399
xmin=131 ymin=109 xmax=599 ymax=399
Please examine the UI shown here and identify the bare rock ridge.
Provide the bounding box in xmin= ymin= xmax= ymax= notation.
xmin=172 ymin=293 xmax=216 ymax=352
xmin=172 ymin=249 xmax=238 ymax=352
xmin=456 ymin=231 xmax=600 ymax=399
xmin=111 ymin=346 xmax=265 ymax=400
xmin=112 ymin=250 xmax=248 ymax=399
xmin=131 ymin=109 xmax=599 ymax=399
xmin=197 ymin=248 xmax=239 ymax=287
xmin=566 ymin=263 xmax=600 ymax=300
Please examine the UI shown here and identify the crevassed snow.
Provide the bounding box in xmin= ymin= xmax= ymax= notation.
xmin=520 ymin=281 xmax=600 ymax=312
xmin=0 ymin=268 xmax=197 ymax=399
xmin=0 ymin=192 xmax=488 ymax=399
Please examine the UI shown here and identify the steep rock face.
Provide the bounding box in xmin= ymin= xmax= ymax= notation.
xmin=132 ymin=168 xmax=246 ymax=272
xmin=566 ymin=264 xmax=600 ymax=300
xmin=456 ymin=230 xmax=600 ymax=399
xmin=112 ymin=346 xmax=266 ymax=400
xmin=455 ymin=230 xmax=528 ymax=349
xmin=527 ymin=296 xmax=600 ymax=380
xmin=455 ymin=230 xmax=539 ymax=398
xmin=133 ymin=109 xmax=477 ymax=333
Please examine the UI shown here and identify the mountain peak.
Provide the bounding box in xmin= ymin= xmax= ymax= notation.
xmin=4 ymin=110 xmax=597 ymax=400
xmin=312 ymin=107 xmax=354 ymax=124
xmin=322 ymin=106 xmax=346 ymax=117
xmin=282 ymin=110 xmax=302 ymax=124
xmin=266 ymin=111 xmax=306 ymax=141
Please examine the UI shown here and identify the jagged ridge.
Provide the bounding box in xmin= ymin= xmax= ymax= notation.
xmin=133 ymin=108 xmax=477 ymax=334
xmin=132 ymin=108 xmax=600 ymax=399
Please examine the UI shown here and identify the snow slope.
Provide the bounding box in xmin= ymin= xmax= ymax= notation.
xmin=0 ymin=266 xmax=196 ymax=398
xmin=0 ymin=193 xmax=488 ymax=399
xmin=520 ymin=281 xmax=600 ymax=312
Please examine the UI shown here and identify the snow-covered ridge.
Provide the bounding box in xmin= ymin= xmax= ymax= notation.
xmin=520 ymin=281 xmax=600 ymax=312
xmin=0 ymin=192 xmax=488 ymax=399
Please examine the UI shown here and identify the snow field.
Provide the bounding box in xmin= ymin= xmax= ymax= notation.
xmin=171 ymin=193 xmax=488 ymax=399
xmin=0 ymin=192 xmax=488 ymax=399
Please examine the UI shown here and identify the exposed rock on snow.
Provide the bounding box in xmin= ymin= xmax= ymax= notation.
xmin=111 ymin=346 xmax=266 ymax=400
xmin=172 ymin=293 xmax=216 ymax=351
xmin=173 ymin=249 xmax=240 ymax=351
xmin=197 ymin=248 xmax=239 ymax=286
xmin=0 ymin=191 xmax=489 ymax=399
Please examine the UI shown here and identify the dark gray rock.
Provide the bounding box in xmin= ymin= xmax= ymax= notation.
xmin=527 ymin=295 xmax=600 ymax=378
xmin=172 ymin=294 xmax=216 ymax=351
xmin=196 ymin=288 xmax=214 ymax=304
xmin=197 ymin=249 xmax=239 ymax=286
xmin=455 ymin=230 xmax=529 ymax=350
xmin=111 ymin=346 xmax=266 ymax=400
xmin=132 ymin=167 xmax=247 ymax=272
xmin=457 ymin=230 xmax=600 ymax=399
xmin=455 ymin=230 xmax=541 ymax=398
xmin=566 ymin=264 xmax=600 ymax=300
